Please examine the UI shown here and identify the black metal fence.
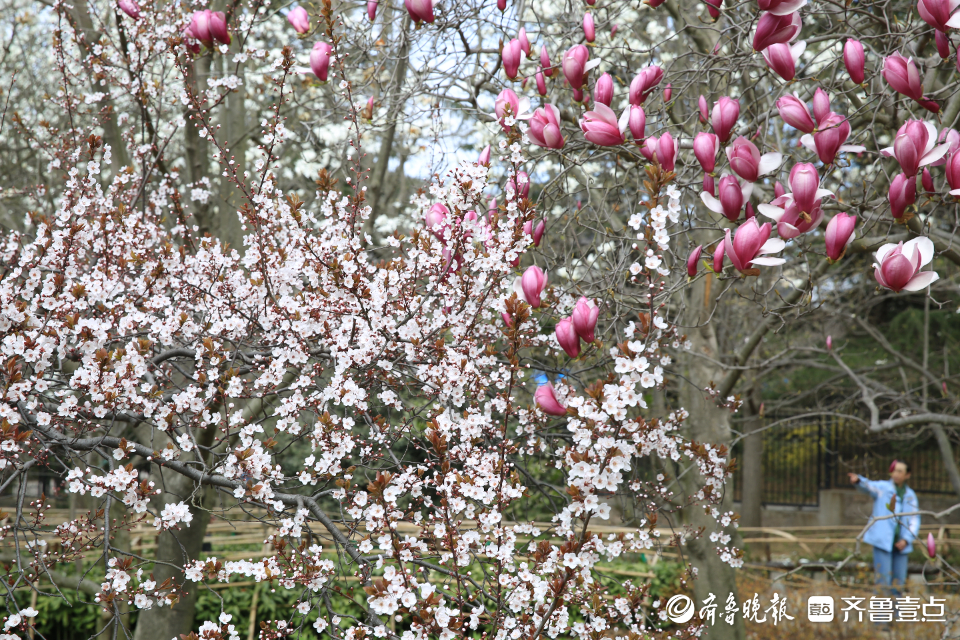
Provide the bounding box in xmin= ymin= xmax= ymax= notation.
xmin=732 ymin=419 xmax=960 ymax=507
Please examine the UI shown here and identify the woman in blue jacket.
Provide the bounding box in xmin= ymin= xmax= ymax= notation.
xmin=848 ymin=460 xmax=920 ymax=597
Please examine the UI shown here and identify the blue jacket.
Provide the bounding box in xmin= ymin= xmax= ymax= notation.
xmin=855 ymin=475 xmax=920 ymax=553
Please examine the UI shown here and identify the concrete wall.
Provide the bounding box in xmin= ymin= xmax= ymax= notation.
xmin=734 ymin=489 xmax=960 ymax=528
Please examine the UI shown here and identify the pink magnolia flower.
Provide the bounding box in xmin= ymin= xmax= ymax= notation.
xmin=508 ymin=171 xmax=530 ymax=199
xmin=752 ymin=11 xmax=801 ymax=52
xmin=535 ymin=69 xmax=547 ymax=95
xmin=563 ymin=45 xmax=597 ymax=92
xmin=583 ymin=12 xmax=596 ymax=42
xmin=663 ymin=83 xmax=672 ymax=102
xmin=711 ymin=96 xmax=740 ymax=143
xmin=762 ymin=41 xmax=805 ymax=81
xmin=502 ymin=39 xmax=522 ymax=79
xmin=650 ymin=132 xmax=679 ymax=171
xmin=580 ymin=103 xmax=629 ymax=146
xmin=776 ymin=94 xmax=815 ymax=133
xmin=713 ymin=242 xmax=725 ymax=272
xmin=698 ymin=95 xmax=709 ymax=123
xmin=518 ymin=27 xmax=531 ymax=55
xmin=515 ymin=265 xmax=548 ymax=307
xmin=873 ymin=237 xmax=939 ymax=292
xmin=629 ymin=106 xmax=646 ymax=142
xmin=529 ymin=104 xmax=565 ymax=149
xmin=936 ymin=30 xmax=951 ymax=59
xmin=478 ymin=145 xmax=491 ymax=167
xmin=611 ymin=24 xmax=618 ymax=36
xmin=918 ymin=0 xmax=960 ymax=32
xmin=812 ymin=87 xmax=831 ymax=125
xmin=535 ymin=382 xmax=567 ymax=416
xmin=118 ymin=0 xmax=140 ymax=19
xmin=703 ymin=174 xmax=716 ymax=196
xmin=629 ymin=66 xmax=664 ymax=105
xmin=775 ymin=181 xmax=786 ymax=198
xmin=571 ymin=297 xmax=599 ymax=343
xmin=640 ymin=137 xmax=657 ymax=162
xmin=879 ymin=120 xmax=950 ymax=176
xmin=555 ymin=318 xmax=581 ymax=358
xmin=826 ymin=335 xmax=833 ymax=350
xmin=883 ymin=53 xmax=940 ymax=112
xmin=888 ymin=173 xmax=917 ymax=219
xmin=288 ymin=6 xmax=310 ymax=33
xmin=800 ymin=114 xmax=865 ymax=164
xmin=844 ymin=39 xmax=865 ymax=84
xmin=310 ymin=42 xmax=333 ymax=81
xmin=757 ymin=0 xmax=807 ymax=14
xmin=928 ymin=532 xmax=937 ymax=558
xmin=923 ymin=167 xmax=935 ymax=192
xmin=705 ymin=0 xmax=722 ymax=19
xmin=782 ymin=162 xmax=833 ymax=214
xmin=523 ymin=219 xmax=546 ymax=246
xmin=946 ymin=151 xmax=960 ymax=194
xmin=745 ymin=202 xmax=756 ymax=219
xmin=687 ymin=245 xmax=703 ymax=277
xmin=594 ymin=73 xmax=614 ymax=106
xmin=825 ymin=212 xmax=856 ymax=261
xmin=694 ymin=132 xmax=719 ymax=173
xmin=494 ymin=88 xmax=531 ymax=130
xmin=424 ymin=203 xmax=449 ymax=237
xmin=185 ymin=10 xmax=231 ymax=49
xmin=701 ymin=174 xmax=751 ymax=221
xmin=404 ymin=0 xmax=434 ymax=24
xmin=367 ymin=0 xmax=378 ymax=20
xmin=883 ymin=53 xmax=923 ymax=101
xmin=541 ymin=46 xmax=553 ymax=76
xmin=758 ymin=197 xmax=823 ymax=239
xmin=724 ymin=218 xmax=787 ymax=272
xmin=498 ymin=0 xmax=506 ymax=11
xmin=726 ymin=136 xmax=782 ymax=182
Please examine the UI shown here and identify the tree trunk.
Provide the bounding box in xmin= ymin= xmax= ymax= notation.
xmin=132 ymin=472 xmax=211 ymax=640
xmin=677 ymin=272 xmax=746 ymax=640
xmin=739 ymin=381 xmax=764 ymax=529
xmin=216 ymin=40 xmax=247 ymax=254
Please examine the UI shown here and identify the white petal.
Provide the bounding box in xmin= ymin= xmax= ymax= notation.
xmin=757 ymin=152 xmax=783 ymax=177
xmin=618 ymin=107 xmax=631 ymax=135
xmin=769 ymin=0 xmax=806 ymax=14
xmin=838 ymin=145 xmax=866 ymax=153
xmin=584 ymin=59 xmax=602 ymax=73
xmin=905 ymin=236 xmax=935 ymax=267
xmin=700 ymin=192 xmax=725 ymax=214
xmin=757 ymin=203 xmax=786 ymax=221
xmin=814 ymin=188 xmax=835 ymax=200
xmin=901 ymin=270 xmax=939 ymax=291
xmin=800 ymin=134 xmax=816 ymax=153
xmin=750 ymin=256 xmax=787 ymax=266
xmin=920 ymin=143 xmax=950 ymax=167
xmin=947 ymin=12 xmax=960 ymax=27
xmin=518 ymin=96 xmax=531 ymax=115
xmin=759 ymin=237 xmax=786 ymax=254
xmin=513 ymin=277 xmax=527 ymax=302
xmin=790 ymin=40 xmax=806 ymax=63
xmin=923 ymin=121 xmax=938 ymax=155
xmin=879 ymin=146 xmax=895 ymax=158
xmin=950 ymin=188 xmax=960 ymax=195
xmin=741 ymin=181 xmax=754 ymax=201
